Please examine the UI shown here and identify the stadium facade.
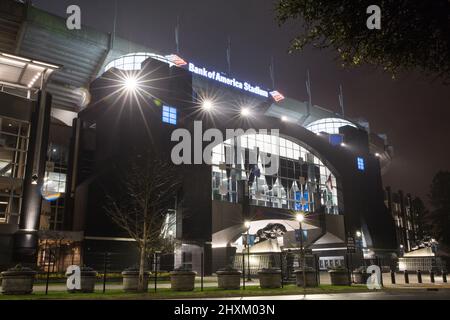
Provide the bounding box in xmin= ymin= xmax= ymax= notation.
xmin=0 ymin=0 xmax=414 ymax=273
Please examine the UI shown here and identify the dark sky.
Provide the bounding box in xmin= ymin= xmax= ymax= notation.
xmin=33 ymin=0 xmax=450 ymax=203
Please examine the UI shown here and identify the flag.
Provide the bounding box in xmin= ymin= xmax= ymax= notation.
xmin=269 ymin=56 xmax=275 ymax=89
xmin=226 ymin=36 xmax=231 ymax=74
xmin=165 ymin=54 xmax=187 ymax=67
xmin=339 ymin=84 xmax=345 ymax=117
xmin=306 ymin=70 xmax=312 ymax=100
xmin=270 ymin=91 xmax=285 ymax=102
xmin=326 ymin=174 xmax=333 ymax=191
xmin=175 ymin=16 xmax=180 ymax=54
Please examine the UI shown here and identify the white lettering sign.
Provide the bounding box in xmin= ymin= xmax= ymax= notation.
xmin=188 ymin=63 xmax=269 ymax=98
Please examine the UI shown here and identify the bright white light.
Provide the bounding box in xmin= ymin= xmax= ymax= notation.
xmin=281 ymin=116 xmax=289 ymax=122
xmin=356 ymin=231 xmax=362 ymax=238
xmin=296 ymin=213 xmax=305 ymax=223
xmin=202 ymin=100 xmax=213 ymax=111
xmin=340 ymin=142 xmax=346 ymax=147
xmin=375 ymin=153 xmax=381 ymax=157
xmin=241 ymin=107 xmax=251 ymax=117
xmin=124 ymin=76 xmax=138 ymax=91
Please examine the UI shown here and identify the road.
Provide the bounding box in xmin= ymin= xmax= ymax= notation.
xmin=196 ymin=290 xmax=450 ymax=300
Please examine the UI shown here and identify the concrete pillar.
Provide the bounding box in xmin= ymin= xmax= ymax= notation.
xmin=13 ymin=92 xmax=52 ymax=265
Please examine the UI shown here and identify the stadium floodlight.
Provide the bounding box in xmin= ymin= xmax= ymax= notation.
xmin=123 ymin=76 xmax=138 ymax=92
xmin=241 ymin=107 xmax=251 ymax=117
xmin=202 ymin=100 xmax=214 ymax=111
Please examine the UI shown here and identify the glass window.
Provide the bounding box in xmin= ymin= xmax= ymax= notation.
xmin=357 ymin=157 xmax=365 ymax=171
xmin=211 ymin=133 xmax=341 ymax=215
xmin=306 ymin=118 xmax=357 ymax=135
xmin=162 ymin=106 xmax=177 ymax=125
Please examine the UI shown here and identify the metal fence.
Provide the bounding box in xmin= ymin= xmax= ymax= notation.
xmin=233 ymin=251 xmax=319 ymax=280
xmin=83 ymin=251 xmax=175 ymax=273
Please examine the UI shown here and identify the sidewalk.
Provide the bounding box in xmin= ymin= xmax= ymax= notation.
xmin=10 ymin=273 xmax=450 ymax=293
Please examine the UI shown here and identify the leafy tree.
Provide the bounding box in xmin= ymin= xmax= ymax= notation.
xmin=427 ymin=171 xmax=450 ymax=257
xmin=104 ymin=155 xmax=181 ymax=291
xmin=276 ymin=0 xmax=450 ymax=82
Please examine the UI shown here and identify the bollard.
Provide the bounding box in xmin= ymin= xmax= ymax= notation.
xmin=430 ymin=271 xmax=435 ymax=283
xmin=280 ymin=252 xmax=284 ymax=288
xmin=417 ymin=270 xmax=422 ymax=284
xmin=443 ymin=270 xmax=447 ymax=283
xmin=404 ymin=270 xmax=409 ymax=284
xmin=391 ymin=270 xmax=396 ymax=284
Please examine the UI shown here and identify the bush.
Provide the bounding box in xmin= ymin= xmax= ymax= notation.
xmin=7 ymin=264 xmax=34 ymax=272
xmin=174 ymin=265 xmax=193 ymax=272
xmin=328 ymin=266 xmax=348 ymax=272
xmin=353 ymin=266 xmax=367 ymax=273
xmin=218 ymin=265 xmax=239 ymax=273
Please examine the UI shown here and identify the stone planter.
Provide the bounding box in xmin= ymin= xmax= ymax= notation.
xmin=1 ymin=270 xmax=37 ymax=295
xmin=121 ymin=270 xmax=150 ymax=292
xmin=67 ymin=270 xmax=98 ymax=293
xmin=170 ymin=271 xmax=197 ymax=291
xmin=329 ymin=270 xmax=350 ymax=286
xmin=258 ymin=269 xmax=282 ymax=289
xmin=295 ymin=270 xmax=318 ymax=287
xmin=217 ymin=270 xmax=241 ymax=290
xmin=352 ymin=272 xmax=369 ymax=284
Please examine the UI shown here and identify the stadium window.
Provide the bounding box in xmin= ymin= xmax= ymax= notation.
xmin=357 ymin=157 xmax=365 ymax=171
xmin=329 ymin=134 xmax=344 ymax=146
xmin=162 ymin=106 xmax=177 ymax=125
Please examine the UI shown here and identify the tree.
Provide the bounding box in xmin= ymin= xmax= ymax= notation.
xmin=104 ymin=155 xmax=181 ymax=291
xmin=276 ymin=0 xmax=450 ymax=82
xmin=427 ymin=171 xmax=450 ymax=257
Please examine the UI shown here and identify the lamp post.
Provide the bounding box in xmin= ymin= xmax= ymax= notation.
xmin=244 ymin=221 xmax=251 ymax=281
xmin=296 ymin=213 xmax=306 ymax=289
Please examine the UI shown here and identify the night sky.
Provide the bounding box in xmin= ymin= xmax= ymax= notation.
xmin=33 ymin=0 xmax=450 ymax=203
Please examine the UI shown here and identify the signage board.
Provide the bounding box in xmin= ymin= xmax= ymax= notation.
xmin=188 ymin=62 xmax=269 ymax=98
xmin=347 ymin=236 xmax=356 ymax=253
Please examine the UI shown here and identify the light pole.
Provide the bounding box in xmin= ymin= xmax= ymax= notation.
xmin=244 ymin=221 xmax=251 ymax=281
xmin=296 ymin=213 xmax=306 ymax=289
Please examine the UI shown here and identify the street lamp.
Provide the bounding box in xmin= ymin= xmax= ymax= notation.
xmin=296 ymin=212 xmax=306 ymax=289
xmin=356 ymin=231 xmax=362 ymax=238
xmin=244 ymin=221 xmax=251 ymax=281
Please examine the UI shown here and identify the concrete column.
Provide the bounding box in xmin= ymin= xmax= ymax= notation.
xmin=13 ymin=92 xmax=52 ymax=265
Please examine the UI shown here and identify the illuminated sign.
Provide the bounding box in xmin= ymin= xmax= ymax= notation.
xmin=270 ymin=91 xmax=285 ymax=102
xmin=188 ymin=62 xmax=269 ymax=98
xmin=165 ymin=54 xmax=187 ymax=67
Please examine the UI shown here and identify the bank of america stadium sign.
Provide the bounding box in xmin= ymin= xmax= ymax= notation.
xmin=188 ymin=62 xmax=269 ymax=98
xmin=164 ymin=55 xmax=285 ymax=102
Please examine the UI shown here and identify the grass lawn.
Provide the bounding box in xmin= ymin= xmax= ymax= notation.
xmin=0 ymin=284 xmax=370 ymax=300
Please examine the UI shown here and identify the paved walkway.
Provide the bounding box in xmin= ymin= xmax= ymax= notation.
xmin=198 ymin=290 xmax=450 ymax=300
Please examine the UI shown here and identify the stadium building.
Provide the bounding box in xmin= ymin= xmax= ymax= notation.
xmin=0 ymin=0 xmax=402 ymax=273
